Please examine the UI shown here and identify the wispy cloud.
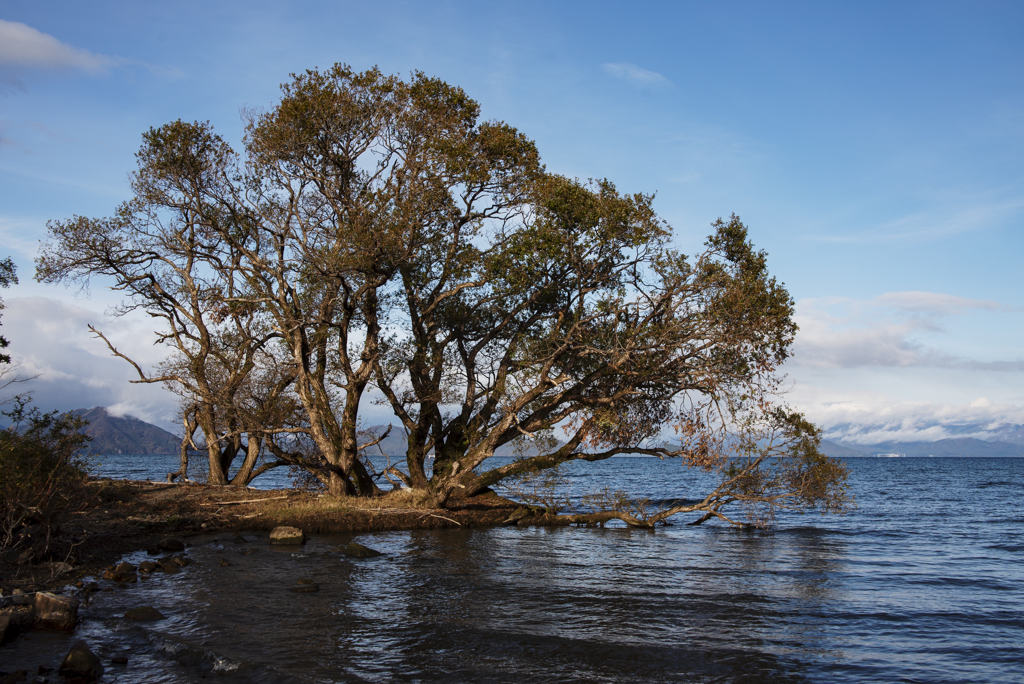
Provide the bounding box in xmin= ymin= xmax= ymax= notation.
xmin=0 ymin=20 xmax=116 ymax=74
xmin=814 ymin=196 xmax=1024 ymax=245
xmin=0 ymin=216 xmax=45 ymax=259
xmin=603 ymin=62 xmax=670 ymax=88
xmin=789 ymin=292 xmax=1022 ymax=371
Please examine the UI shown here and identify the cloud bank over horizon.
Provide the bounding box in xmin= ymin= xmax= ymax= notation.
xmin=786 ymin=290 xmax=1024 ymax=443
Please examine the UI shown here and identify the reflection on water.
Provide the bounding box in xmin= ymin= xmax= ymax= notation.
xmin=3 ymin=458 xmax=1022 ymax=683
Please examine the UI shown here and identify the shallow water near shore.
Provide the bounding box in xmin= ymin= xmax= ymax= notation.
xmin=4 ymin=457 xmax=1022 ymax=683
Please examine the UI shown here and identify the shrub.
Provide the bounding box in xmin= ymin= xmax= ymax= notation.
xmin=0 ymin=399 xmax=92 ymax=563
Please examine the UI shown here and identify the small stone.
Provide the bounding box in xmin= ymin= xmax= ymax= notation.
xmin=124 ymin=606 xmax=165 ymax=621
xmin=114 ymin=561 xmax=134 ymax=574
xmin=58 ymin=641 xmax=104 ymax=682
xmin=239 ymin=548 xmax=259 ymax=556
xmin=296 ymin=578 xmax=315 ymax=585
xmin=137 ymin=561 xmax=158 ymax=573
xmin=343 ymin=542 xmax=383 ymax=558
xmin=219 ymin=559 xmax=232 ymax=566
xmin=158 ymin=562 xmax=180 ymax=574
xmin=158 ymin=537 xmax=185 ymax=552
xmin=269 ymin=526 xmax=304 ymax=545
xmin=233 ymin=535 xmax=248 ymax=544
xmin=146 ymin=547 xmax=162 ymax=555
xmin=34 ymin=592 xmax=80 ymax=631
xmin=111 ymin=656 xmax=128 ymax=665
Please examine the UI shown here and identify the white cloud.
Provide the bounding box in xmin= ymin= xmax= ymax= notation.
xmin=792 ymin=389 xmax=1024 ymax=444
xmin=2 ymin=296 xmax=179 ymax=430
xmin=0 ymin=20 xmax=115 ymax=74
xmin=603 ymin=62 xmax=670 ymax=87
xmin=789 ymin=291 xmax=1022 ymax=371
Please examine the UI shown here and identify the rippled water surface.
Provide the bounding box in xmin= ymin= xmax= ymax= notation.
xmin=4 ymin=458 xmax=1022 ymax=683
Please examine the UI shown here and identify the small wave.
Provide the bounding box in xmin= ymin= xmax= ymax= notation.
xmin=986 ymin=543 xmax=1024 ymax=553
xmin=904 ymin=576 xmax=1016 ymax=591
xmin=146 ymin=631 xmax=318 ymax=684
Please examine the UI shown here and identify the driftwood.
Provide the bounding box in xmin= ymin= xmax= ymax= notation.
xmin=420 ymin=512 xmax=462 ymax=526
xmin=200 ymin=495 xmax=290 ymax=506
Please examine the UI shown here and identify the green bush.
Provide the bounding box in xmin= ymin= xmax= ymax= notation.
xmin=0 ymin=399 xmax=92 ymax=563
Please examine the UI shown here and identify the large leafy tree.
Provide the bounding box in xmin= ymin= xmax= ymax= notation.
xmin=37 ymin=65 xmax=850 ymax=523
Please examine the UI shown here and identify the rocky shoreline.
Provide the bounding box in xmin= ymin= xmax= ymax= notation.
xmin=0 ymin=477 xmax=534 ymax=681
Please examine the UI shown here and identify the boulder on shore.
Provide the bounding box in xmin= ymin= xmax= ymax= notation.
xmin=33 ymin=592 xmax=79 ymax=631
xmin=270 ymin=526 xmax=305 ymax=545
xmin=59 ymin=641 xmax=104 ymax=682
xmin=158 ymin=537 xmax=186 ymax=552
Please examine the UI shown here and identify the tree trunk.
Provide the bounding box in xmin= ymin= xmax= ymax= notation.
xmin=206 ymin=443 xmax=227 ymax=484
xmin=230 ymin=435 xmax=263 ymax=486
xmin=328 ymin=471 xmax=351 ymax=497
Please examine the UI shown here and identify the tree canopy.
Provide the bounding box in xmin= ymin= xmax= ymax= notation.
xmin=37 ymin=65 xmax=850 ymax=526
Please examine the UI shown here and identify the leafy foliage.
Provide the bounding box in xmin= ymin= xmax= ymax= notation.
xmin=0 ymin=399 xmax=92 ymax=562
xmin=36 ymin=64 xmax=851 ymax=526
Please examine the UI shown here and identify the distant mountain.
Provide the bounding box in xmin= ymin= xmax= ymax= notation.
xmin=991 ymin=424 xmax=1024 ymax=445
xmin=821 ymin=437 xmax=1024 ymax=458
xmin=819 ymin=440 xmax=871 ymax=458
xmin=72 ymin=407 xmax=181 ymax=455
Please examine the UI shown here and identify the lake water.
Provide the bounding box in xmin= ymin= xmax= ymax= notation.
xmin=3 ymin=457 xmax=1022 ymax=683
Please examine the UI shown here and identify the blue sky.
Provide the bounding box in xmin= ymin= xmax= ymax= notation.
xmin=1 ymin=1 xmax=1022 ymax=442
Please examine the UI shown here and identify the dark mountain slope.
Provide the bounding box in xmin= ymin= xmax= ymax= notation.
xmin=71 ymin=407 xmax=180 ymax=455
